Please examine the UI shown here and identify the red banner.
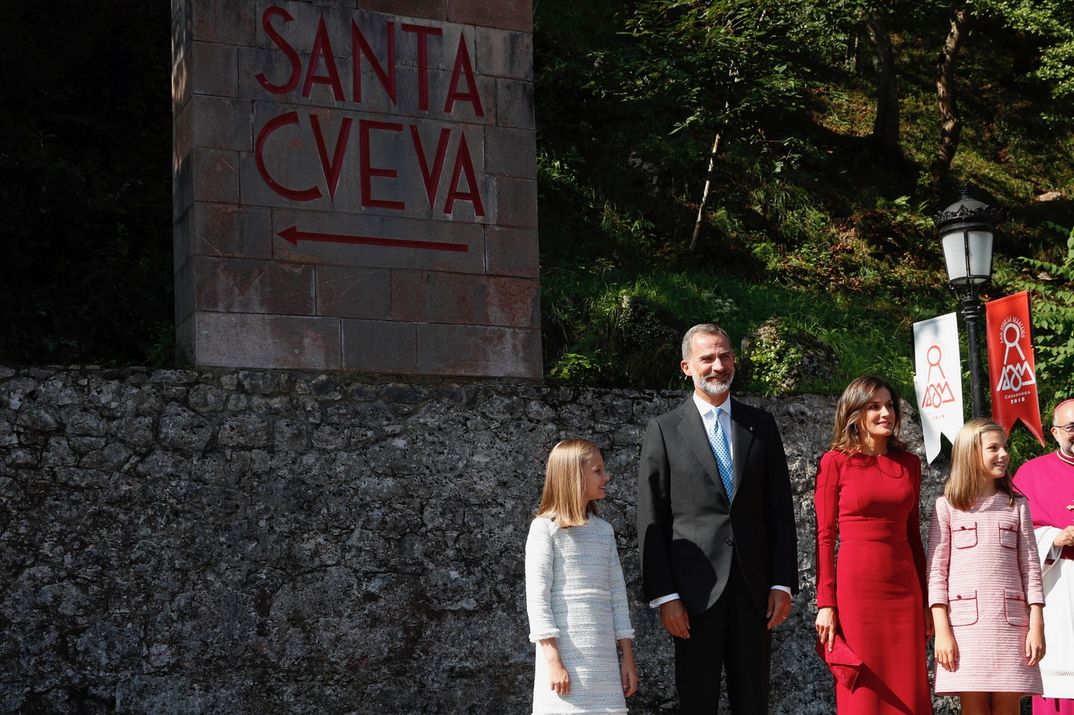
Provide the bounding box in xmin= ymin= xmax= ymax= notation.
xmin=985 ymin=291 xmax=1045 ymax=445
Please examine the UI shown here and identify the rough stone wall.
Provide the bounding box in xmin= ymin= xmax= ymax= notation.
xmin=0 ymin=366 xmax=962 ymax=713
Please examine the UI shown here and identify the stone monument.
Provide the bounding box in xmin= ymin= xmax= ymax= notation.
xmin=172 ymin=0 xmax=539 ymax=377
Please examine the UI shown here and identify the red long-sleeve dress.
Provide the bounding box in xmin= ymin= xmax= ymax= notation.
xmin=814 ymin=449 xmax=933 ymax=714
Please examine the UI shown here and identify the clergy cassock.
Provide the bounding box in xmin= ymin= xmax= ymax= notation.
xmin=1014 ymin=452 xmax=1074 ymax=714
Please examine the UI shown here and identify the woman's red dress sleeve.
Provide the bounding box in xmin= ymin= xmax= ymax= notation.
xmin=814 ymin=450 xmax=841 ymax=609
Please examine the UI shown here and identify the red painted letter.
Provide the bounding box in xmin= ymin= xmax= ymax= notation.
xmin=359 ymin=120 xmax=405 ymax=210
xmin=444 ymin=37 xmax=484 ymax=117
xmin=443 ymin=134 xmax=485 ymax=216
xmin=255 ymin=112 xmax=322 ymax=201
xmin=352 ymin=20 xmax=396 ymax=105
xmin=310 ymin=114 xmax=353 ymax=200
xmin=410 ymin=125 xmax=451 ymax=208
xmin=303 ymin=17 xmax=344 ymax=101
xmin=401 ymin=23 xmax=443 ymax=111
xmin=256 ymin=6 xmax=301 ymax=94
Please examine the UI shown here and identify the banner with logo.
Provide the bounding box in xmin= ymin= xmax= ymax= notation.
xmin=985 ymin=291 xmax=1045 ymax=445
xmin=913 ymin=313 xmax=965 ymax=463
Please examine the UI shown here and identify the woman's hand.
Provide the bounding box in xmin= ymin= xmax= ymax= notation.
xmin=934 ymin=630 xmax=959 ymax=672
xmin=815 ymin=607 xmax=838 ymax=651
xmin=924 ymin=607 xmax=935 ymax=639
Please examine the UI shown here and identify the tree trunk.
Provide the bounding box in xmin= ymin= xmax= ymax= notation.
xmin=689 ymin=130 xmax=724 ymax=253
xmin=933 ymin=7 xmax=969 ymax=181
xmin=866 ymin=10 xmax=900 ymax=161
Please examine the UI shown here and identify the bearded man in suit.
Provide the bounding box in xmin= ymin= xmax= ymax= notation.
xmin=637 ymin=323 xmax=799 ymax=713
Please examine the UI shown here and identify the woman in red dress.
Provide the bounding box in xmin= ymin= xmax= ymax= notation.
xmin=814 ymin=375 xmax=933 ymax=714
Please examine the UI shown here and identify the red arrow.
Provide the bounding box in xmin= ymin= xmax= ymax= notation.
xmin=278 ymin=226 xmax=469 ymax=253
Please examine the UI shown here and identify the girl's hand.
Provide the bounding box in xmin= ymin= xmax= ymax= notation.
xmin=815 ymin=607 xmax=838 ymax=651
xmin=618 ymin=639 xmax=637 ymax=697
xmin=548 ymin=658 xmax=570 ymax=696
xmin=1026 ymin=627 xmax=1046 ymax=666
xmin=1026 ymin=604 xmax=1046 ymax=666
xmin=620 ymin=658 xmax=637 ymax=697
xmin=934 ymin=630 xmax=959 ymax=672
xmin=538 ymin=639 xmax=570 ymax=696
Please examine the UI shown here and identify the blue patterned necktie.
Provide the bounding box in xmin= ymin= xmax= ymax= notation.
xmin=709 ymin=407 xmax=734 ymax=501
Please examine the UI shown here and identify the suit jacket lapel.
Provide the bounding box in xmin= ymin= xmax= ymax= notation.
xmin=730 ymin=397 xmax=755 ymax=495
xmin=675 ymin=398 xmax=725 ymax=497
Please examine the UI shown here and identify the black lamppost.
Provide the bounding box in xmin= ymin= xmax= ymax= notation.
xmin=933 ymin=185 xmax=1004 ymax=419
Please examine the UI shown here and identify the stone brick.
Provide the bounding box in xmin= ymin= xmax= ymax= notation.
xmin=242 ymin=102 xmax=492 ymax=216
xmin=171 ymin=12 xmax=193 ymax=118
xmin=174 ymin=255 xmax=196 ymax=325
xmin=269 ymin=209 xmax=487 ymax=274
xmin=175 ymin=314 xmax=196 ymax=364
xmin=484 ymin=225 xmax=537 ymax=277
xmin=359 ymin=0 xmax=446 ymax=21
xmin=415 ymin=323 xmax=541 ymax=377
xmin=188 ymin=256 xmax=316 ymax=315
xmin=474 ymin=27 xmax=532 ymax=80
xmin=192 ymin=148 xmax=241 ymax=204
xmin=189 ymin=202 xmax=273 ymax=260
xmin=341 ymin=319 xmax=418 ymax=372
xmin=184 ymin=312 xmax=342 ymax=369
xmin=493 ymin=176 xmax=536 ymax=228
xmin=192 ymin=0 xmax=257 ymax=46
xmin=484 ymin=126 xmax=535 ymax=178
xmin=447 ymin=0 xmax=532 ymax=32
xmin=315 ymin=265 xmax=392 ymax=319
xmin=494 ymin=77 xmax=534 ymax=129
xmin=173 ymin=102 xmax=193 ymax=170
xmin=391 ymin=271 xmax=537 ymax=327
xmin=192 ymin=96 xmax=252 ymax=151
xmin=172 ymin=0 xmax=187 ymax=22
xmin=173 ymin=154 xmax=193 ymax=221
xmin=309 ymin=0 xmax=361 ymax=8
xmin=174 ymin=208 xmax=192 ymax=277
xmin=191 ymin=41 xmax=239 ymax=97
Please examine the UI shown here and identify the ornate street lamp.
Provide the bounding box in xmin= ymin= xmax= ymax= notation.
xmin=933 ymin=184 xmax=1004 ymax=419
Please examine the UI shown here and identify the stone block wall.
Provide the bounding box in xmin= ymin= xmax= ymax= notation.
xmin=172 ymin=0 xmax=540 ymax=378
xmin=0 ymin=366 xmax=963 ymax=713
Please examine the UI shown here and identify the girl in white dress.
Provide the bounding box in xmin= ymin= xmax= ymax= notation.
xmin=525 ymin=439 xmax=637 ymax=714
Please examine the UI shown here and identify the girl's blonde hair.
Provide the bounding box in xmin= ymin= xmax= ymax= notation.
xmin=536 ymin=439 xmax=600 ymax=527
xmin=945 ymin=418 xmax=1016 ymax=510
xmin=830 ymin=375 xmax=906 ymax=453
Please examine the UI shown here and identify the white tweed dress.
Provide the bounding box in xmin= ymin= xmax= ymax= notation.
xmin=525 ymin=516 xmax=635 ymax=714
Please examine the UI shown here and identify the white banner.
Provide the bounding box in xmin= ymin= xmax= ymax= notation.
xmin=913 ymin=313 xmax=964 ymax=463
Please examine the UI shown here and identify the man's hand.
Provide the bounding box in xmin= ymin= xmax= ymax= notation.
xmin=1054 ymin=526 xmax=1074 ymax=548
xmin=660 ymin=599 xmax=691 ymax=639
xmin=766 ymin=589 xmax=792 ymax=630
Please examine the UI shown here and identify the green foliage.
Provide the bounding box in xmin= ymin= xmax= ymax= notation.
xmin=739 ymin=317 xmax=838 ymax=397
xmin=975 ymin=0 xmax=1074 ymax=106
xmin=1006 ymin=249 xmax=1074 ymax=392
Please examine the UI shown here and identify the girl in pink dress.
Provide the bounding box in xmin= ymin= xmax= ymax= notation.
xmin=927 ymin=419 xmax=1046 ymax=715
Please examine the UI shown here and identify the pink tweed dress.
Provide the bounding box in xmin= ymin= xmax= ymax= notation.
xmin=926 ymin=493 xmax=1045 ymax=694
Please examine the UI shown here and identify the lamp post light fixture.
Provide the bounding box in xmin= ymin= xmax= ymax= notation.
xmin=933 ymin=184 xmax=1004 ymax=419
